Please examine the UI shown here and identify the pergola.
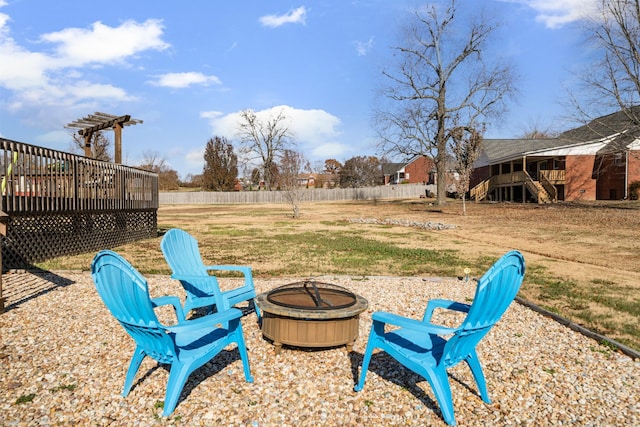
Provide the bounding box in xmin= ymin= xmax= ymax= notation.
xmin=66 ymin=112 xmax=142 ymax=163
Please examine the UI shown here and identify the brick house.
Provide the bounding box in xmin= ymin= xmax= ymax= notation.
xmin=382 ymin=155 xmax=436 ymax=185
xmin=470 ymin=109 xmax=640 ymax=203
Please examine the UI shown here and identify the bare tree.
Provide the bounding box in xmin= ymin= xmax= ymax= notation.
xmin=249 ymin=167 xmax=261 ymax=188
xmin=451 ymin=126 xmax=483 ymax=215
xmin=138 ymin=150 xmax=180 ymax=191
xmin=236 ymin=109 xmax=294 ymax=190
xmin=138 ymin=150 xmax=166 ymax=171
xmin=573 ymin=0 xmax=640 ymax=125
xmin=202 ymin=136 xmax=238 ymax=191
xmin=182 ymin=173 xmax=203 ymax=188
xmin=519 ymin=123 xmax=559 ymax=139
xmin=375 ymin=0 xmax=515 ymax=205
xmin=339 ymin=156 xmax=381 ymax=188
xmin=279 ymin=149 xmax=309 ymax=218
xmin=70 ymin=132 xmax=112 ymax=161
xmin=323 ymin=159 xmax=342 ymax=174
xmin=567 ymin=0 xmax=640 ymax=180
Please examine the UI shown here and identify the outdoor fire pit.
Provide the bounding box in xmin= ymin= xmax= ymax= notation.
xmin=255 ymin=280 xmax=368 ymax=354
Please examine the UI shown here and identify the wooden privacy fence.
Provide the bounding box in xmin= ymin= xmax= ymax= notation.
xmin=0 ymin=137 xmax=158 ymax=271
xmin=159 ymin=184 xmax=435 ymax=205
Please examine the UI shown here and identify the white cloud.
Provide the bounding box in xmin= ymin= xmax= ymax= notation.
xmin=185 ymin=148 xmax=205 ymax=171
xmin=354 ymin=37 xmax=374 ymax=56
xmin=7 ymin=80 xmax=133 ymax=112
xmin=0 ymin=14 xmax=168 ymax=120
xmin=65 ymin=81 xmax=134 ymax=101
xmin=200 ymin=105 xmax=349 ymax=162
xmin=500 ymin=0 xmax=599 ymax=28
xmin=311 ymin=142 xmax=348 ymax=158
xmin=0 ymin=12 xmax=8 ymax=29
xmin=35 ymin=130 xmax=73 ymax=146
xmin=40 ymin=19 xmax=169 ymax=67
xmin=0 ymin=43 xmax=51 ymax=89
xmin=200 ymin=110 xmax=237 ymax=134
xmin=259 ymin=6 xmax=307 ymax=28
xmin=149 ymin=72 xmax=222 ymax=88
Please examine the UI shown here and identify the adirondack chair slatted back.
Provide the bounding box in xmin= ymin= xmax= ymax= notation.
xmin=92 ymin=250 xmax=176 ymax=363
xmin=442 ymin=250 xmax=525 ymax=367
xmin=161 ymin=228 xmax=221 ymax=296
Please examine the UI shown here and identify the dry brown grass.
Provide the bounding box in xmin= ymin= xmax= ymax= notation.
xmin=38 ymin=198 xmax=640 ymax=350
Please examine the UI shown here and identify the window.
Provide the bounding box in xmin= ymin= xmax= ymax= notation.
xmin=614 ymin=154 xmax=625 ymax=166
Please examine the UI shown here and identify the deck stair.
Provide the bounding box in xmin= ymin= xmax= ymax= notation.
xmin=470 ymin=173 xmax=555 ymax=204
xmin=525 ymin=179 xmax=552 ymax=204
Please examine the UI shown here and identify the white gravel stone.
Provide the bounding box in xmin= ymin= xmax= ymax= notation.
xmin=0 ymin=272 xmax=638 ymax=426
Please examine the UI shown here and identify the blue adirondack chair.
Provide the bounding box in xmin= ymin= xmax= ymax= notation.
xmin=354 ymin=250 xmax=525 ymax=426
xmin=91 ymin=250 xmax=253 ymax=417
xmin=161 ymin=228 xmax=259 ymax=317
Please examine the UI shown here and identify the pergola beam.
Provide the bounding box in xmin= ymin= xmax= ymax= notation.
xmin=65 ymin=112 xmax=142 ymax=164
xmin=76 ymin=115 xmax=130 ymax=136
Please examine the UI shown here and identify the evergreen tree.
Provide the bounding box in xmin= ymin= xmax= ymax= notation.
xmin=203 ymin=136 xmax=238 ymax=191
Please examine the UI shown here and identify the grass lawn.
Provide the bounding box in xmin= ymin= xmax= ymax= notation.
xmin=37 ymin=198 xmax=640 ymax=351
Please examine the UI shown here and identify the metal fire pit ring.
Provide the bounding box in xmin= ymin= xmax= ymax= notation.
xmin=256 ymin=281 xmax=368 ymax=355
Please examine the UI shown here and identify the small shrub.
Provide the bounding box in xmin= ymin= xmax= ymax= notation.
xmin=15 ymin=394 xmax=35 ymax=404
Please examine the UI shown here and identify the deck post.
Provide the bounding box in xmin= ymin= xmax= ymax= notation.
xmin=114 ymin=122 xmax=123 ymax=164
xmin=84 ymin=133 xmax=92 ymax=158
xmin=0 ymin=210 xmax=9 ymax=313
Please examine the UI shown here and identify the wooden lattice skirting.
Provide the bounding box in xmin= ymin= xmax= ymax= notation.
xmin=2 ymin=210 xmax=157 ymax=270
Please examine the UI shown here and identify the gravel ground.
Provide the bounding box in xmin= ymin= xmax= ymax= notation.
xmin=1 ymin=271 xmax=638 ymax=426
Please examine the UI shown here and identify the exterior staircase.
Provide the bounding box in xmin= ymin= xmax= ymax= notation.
xmin=470 ymin=178 xmax=492 ymax=201
xmin=470 ymin=173 xmax=556 ymax=204
xmin=525 ymin=179 xmax=553 ymax=204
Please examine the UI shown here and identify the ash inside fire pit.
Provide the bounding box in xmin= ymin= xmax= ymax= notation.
xmin=266 ymin=280 xmax=357 ymax=310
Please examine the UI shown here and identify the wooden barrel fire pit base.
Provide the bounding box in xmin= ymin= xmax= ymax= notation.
xmin=255 ymin=289 xmax=368 ymax=355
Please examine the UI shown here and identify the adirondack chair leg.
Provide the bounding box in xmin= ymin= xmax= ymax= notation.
xmin=466 ymin=351 xmax=491 ymax=403
xmin=162 ymin=362 xmax=192 ymax=417
xmin=424 ymin=365 xmax=456 ymax=426
xmin=354 ymin=324 xmax=380 ymax=392
xmin=232 ymin=321 xmax=254 ymax=383
xmin=122 ymin=348 xmax=146 ymax=397
xmin=251 ymin=299 xmax=261 ymax=320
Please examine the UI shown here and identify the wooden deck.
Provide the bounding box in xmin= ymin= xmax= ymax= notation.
xmin=0 ymin=137 xmax=158 ymax=269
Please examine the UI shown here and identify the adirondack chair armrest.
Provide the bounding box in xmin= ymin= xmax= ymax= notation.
xmin=151 ymin=295 xmax=186 ymax=323
xmin=166 ymin=307 xmax=243 ymax=334
xmin=372 ymin=311 xmax=458 ymax=336
xmin=184 ymin=295 xmax=223 ymax=310
xmin=422 ymin=299 xmax=471 ymax=323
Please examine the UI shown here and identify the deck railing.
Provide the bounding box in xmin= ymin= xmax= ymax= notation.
xmin=1 ymin=138 xmax=157 ymax=214
xmin=539 ymin=169 xmax=566 ymax=184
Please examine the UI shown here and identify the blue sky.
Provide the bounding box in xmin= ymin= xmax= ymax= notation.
xmin=0 ymin=0 xmax=600 ymax=179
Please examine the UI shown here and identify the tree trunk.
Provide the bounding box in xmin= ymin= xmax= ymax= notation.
xmin=462 ymin=193 xmax=467 ymax=216
xmin=436 ymin=81 xmax=448 ymax=206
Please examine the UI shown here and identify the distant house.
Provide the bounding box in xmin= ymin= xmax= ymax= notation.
xmin=382 ymin=155 xmax=435 ymax=185
xmin=470 ymin=109 xmax=640 ymax=203
xmin=296 ymin=175 xmax=315 ymax=188
xmin=312 ymin=173 xmax=339 ymax=189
